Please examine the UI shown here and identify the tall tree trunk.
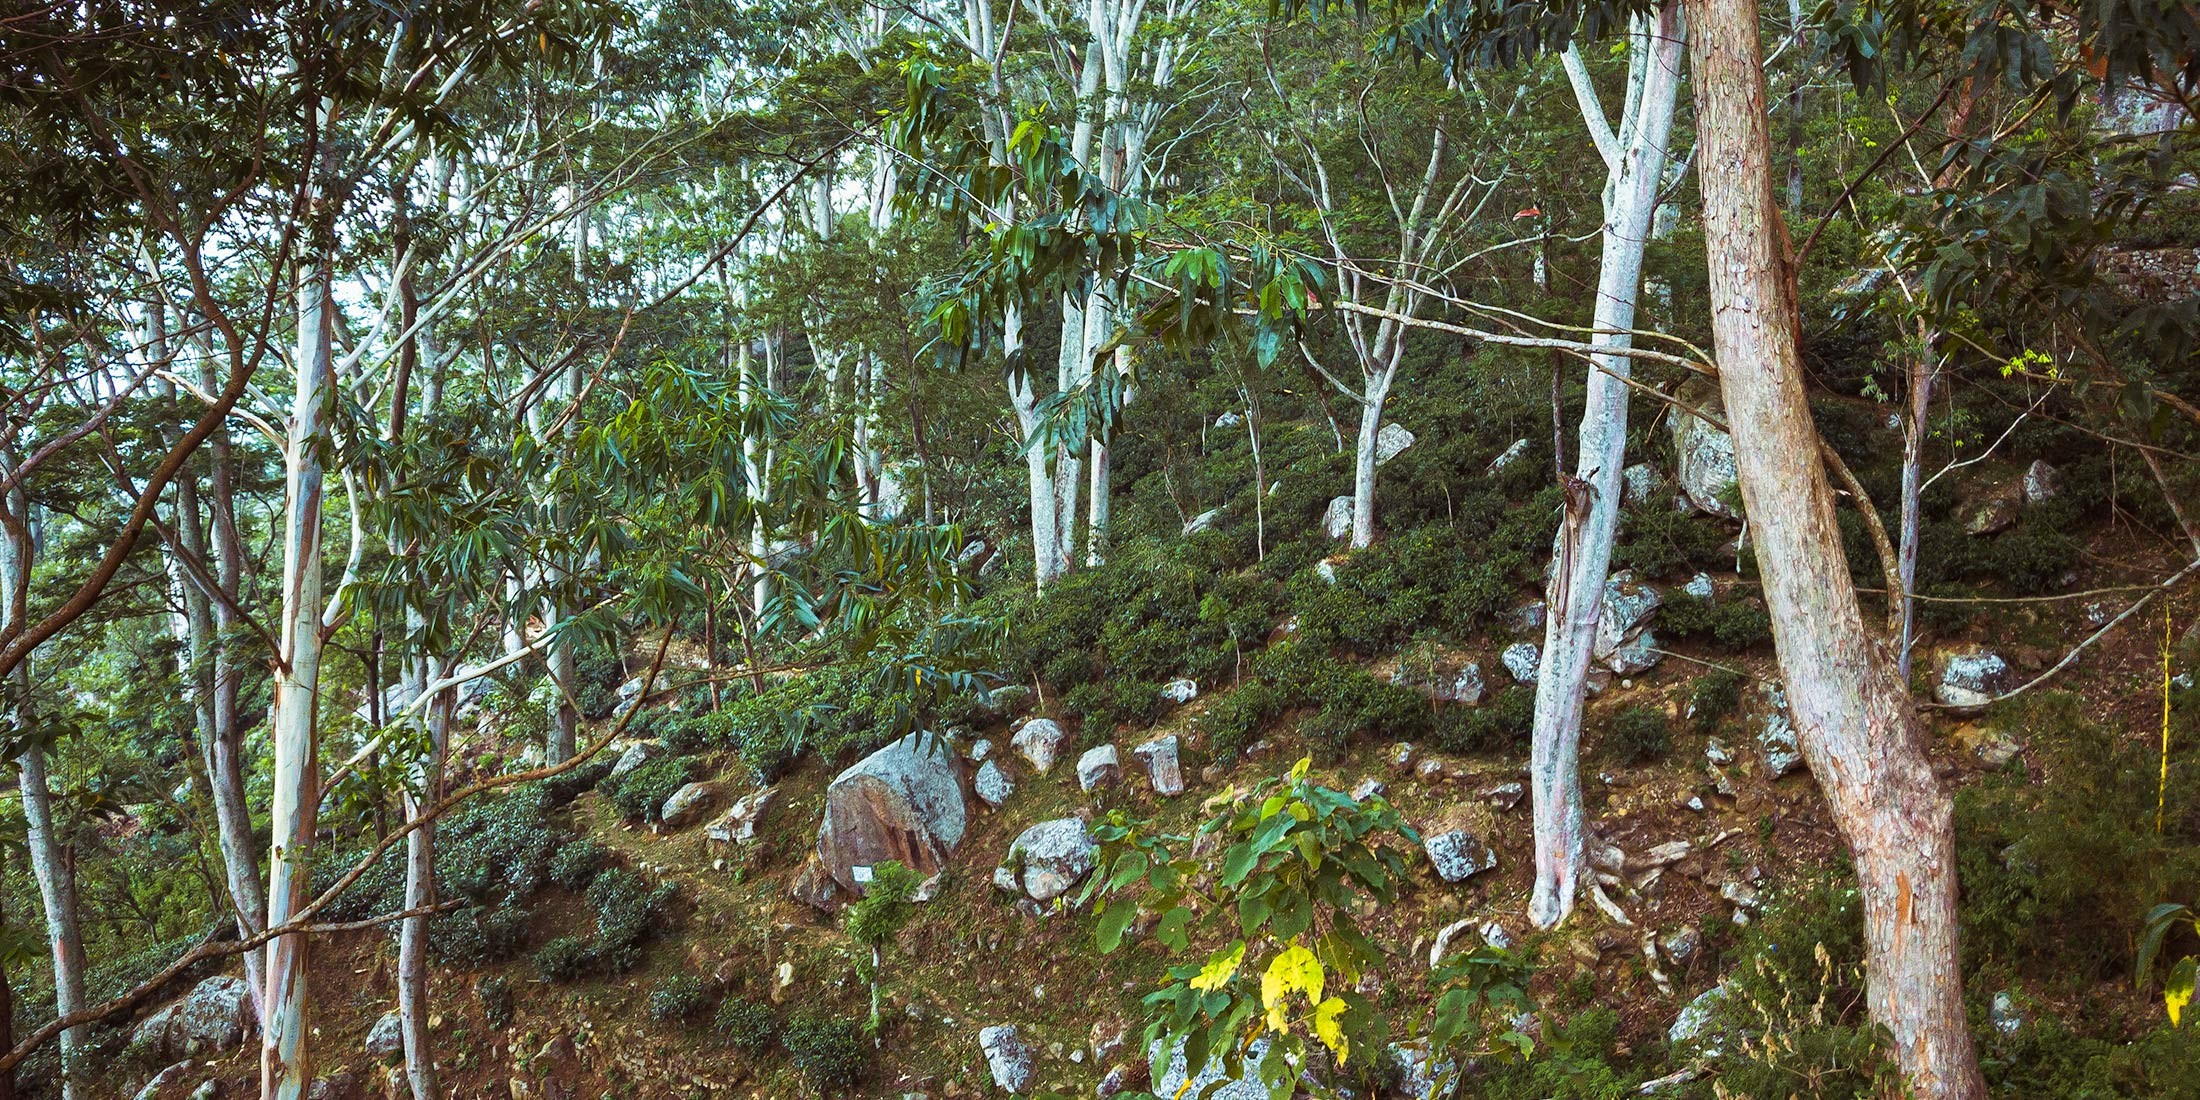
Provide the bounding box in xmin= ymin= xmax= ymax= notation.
xmin=1896 ymin=334 xmax=1934 ymax=678
xmin=0 ymin=851 xmax=15 ymax=1100
xmin=1087 ymin=345 xmax=1130 ymax=566
xmin=1684 ymin=1 xmax=1985 ymax=1094
xmin=264 ymin=249 xmax=335 ymax=1100
xmin=1530 ymin=5 xmax=1687 ymax=930
xmin=2 ymin=447 xmax=82 ymax=1100
xmin=1350 ymin=377 xmax=1389 ymax=550
xmin=1007 ymin=304 xmax=1063 ymax=590
xmin=396 ymin=676 xmax=449 ymax=1100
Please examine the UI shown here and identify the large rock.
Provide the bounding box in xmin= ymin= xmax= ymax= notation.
xmin=816 ymin=732 xmax=968 ymax=895
xmin=365 ymin=1011 xmax=404 ymax=1060
xmin=1321 ymin=496 xmax=1355 ymax=541
xmin=1077 ymin=745 xmax=1122 ymax=792
xmin=658 ymin=780 xmax=721 ymax=829
xmin=1424 ymin=830 xmax=1497 ymax=883
xmin=134 ymin=976 xmax=255 ymax=1064
xmin=1755 ymin=683 xmax=1804 ymax=778
xmin=1011 ymin=718 xmax=1069 ymax=774
xmin=1669 ymin=378 xmax=1740 ymax=518
xmin=607 ymin=740 xmax=665 ymax=783
xmin=1150 ymin=1036 xmax=1270 ymax=1100
xmin=1936 ymin=650 xmax=2011 ymax=709
xmin=1008 ymin=818 xmax=1097 ymax=902
xmin=1593 ymin=571 xmax=1663 ymax=660
xmin=1501 ymin=642 xmax=1540 ymax=684
xmin=973 ymin=760 xmax=1016 ymax=807
xmin=980 ymin=1025 xmax=1036 ymax=1094
xmin=1374 ymin=423 xmax=1417 ymax=465
xmin=705 ymin=786 xmax=779 ymax=843
xmin=1133 ymin=735 xmax=1186 ymax=797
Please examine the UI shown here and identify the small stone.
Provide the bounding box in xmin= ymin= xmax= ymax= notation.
xmin=658 ymin=780 xmax=722 ymax=829
xmin=1387 ymin=1040 xmax=1456 ymax=1100
xmin=2023 ymin=460 xmax=2061 ymax=505
xmin=607 ymin=741 xmax=664 ymax=783
xmin=704 ymin=786 xmax=779 ymax=843
xmin=974 ymin=760 xmax=1015 ymax=807
xmin=985 ymin=684 xmax=1034 ymax=716
xmin=1388 ymin=742 xmax=1418 ymax=771
xmin=968 ymin=738 xmax=993 ymax=763
xmin=1214 ymin=411 xmax=1243 ymax=429
xmin=1077 ymin=745 xmax=1122 ymax=792
xmin=1161 ymin=679 xmax=1199 ymax=705
xmin=1504 ymin=600 xmax=1547 ymax=634
xmin=1132 ymin=735 xmax=1186 ymax=797
xmin=1603 ymin=630 xmax=1663 ymax=675
xmin=1375 ymin=422 xmax=1417 ymax=465
xmin=1322 ymin=496 xmax=1355 ymax=541
xmin=1669 ymin=985 xmax=1729 ymax=1050
xmin=1424 ymin=830 xmax=1497 ymax=883
xmin=1683 ymin=572 xmax=1715 ymax=602
xmin=1416 ymin=758 xmax=1445 ymax=782
xmin=1662 ymin=925 xmax=1702 ymax=963
xmin=1182 ymin=508 xmax=1222 ymax=536
xmin=1686 ymin=795 xmax=1706 ymax=812
xmin=1755 ymin=683 xmax=1803 ymax=777
xmin=1720 ymin=880 xmax=1761 ymax=911
xmin=1012 ymin=718 xmax=1070 ymax=774
xmin=1010 ymin=818 xmax=1098 ymax=901
xmin=1990 ymin=990 xmax=2024 ymax=1035
xmin=1480 ymin=920 xmax=1514 ymax=951
xmin=1481 ymin=782 xmax=1524 ymax=811
xmin=1705 ymin=738 xmax=1733 ymax=766
xmin=979 ymin=1025 xmax=1036 ymax=1094
xmin=1936 ymin=651 xmax=2011 ymax=709
xmin=1621 ymin=462 xmax=1665 ymax=506
xmin=1350 ymin=777 xmax=1386 ymax=801
xmin=1502 ymin=642 xmax=1540 ymax=684
xmin=992 ymin=865 xmax=1020 ymax=894
xmin=1486 ymin=437 xmax=1530 ymax=474
xmin=1952 ymin=723 xmax=2021 ymax=767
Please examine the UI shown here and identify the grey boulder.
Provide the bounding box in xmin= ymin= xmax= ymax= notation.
xmin=980 ymin=1025 xmax=1036 ymax=1094
xmin=1077 ymin=745 xmax=1121 ymax=792
xmin=816 ymin=732 xmax=968 ymax=894
xmin=1008 ymin=818 xmax=1097 ymax=902
xmin=1133 ymin=735 xmax=1186 ymax=797
xmin=1425 ymin=830 xmax=1497 ymax=883
xmin=1011 ymin=718 xmax=1069 ymax=774
xmin=973 ymin=760 xmax=1016 ymax=807
xmin=1669 ymin=378 xmax=1741 ymax=518
xmin=1936 ymin=650 xmax=2011 ymax=709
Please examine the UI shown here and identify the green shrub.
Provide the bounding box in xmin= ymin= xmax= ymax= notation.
xmin=430 ymin=904 xmax=531 ymax=964
xmin=1064 ymin=677 xmax=1166 ymax=737
xmin=1704 ymin=873 xmax=1898 ymax=1100
xmin=1687 ymin=671 xmax=1745 ymax=733
xmin=605 ymin=755 xmax=700 ymax=824
xmin=714 ymin=996 xmax=779 ymax=1053
xmin=550 ymin=838 xmax=610 ymax=891
xmin=1431 ymin=685 xmax=1535 ymax=755
xmin=784 ymin=1013 xmax=868 ymax=1091
xmin=648 ymin=975 xmax=713 ymax=1023
xmin=1659 ymin=594 xmax=1772 ymax=651
xmin=1198 ymin=681 xmax=1284 ymax=758
xmin=588 ymin=867 xmax=679 ymax=973
xmin=534 ymin=936 xmax=594 ymax=982
xmin=574 ymin=641 xmax=627 ymax=720
xmin=477 ymin=975 xmax=514 ymax=1031
xmin=1616 ymin=506 xmax=1731 ymax=577
xmin=1604 ymin=706 xmax=1671 ymax=765
xmin=539 ymin=758 xmax=614 ymax=808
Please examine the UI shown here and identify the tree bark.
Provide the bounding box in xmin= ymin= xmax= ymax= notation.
xmin=396 ymin=677 xmax=450 ymax=1100
xmin=1684 ymin=1 xmax=1985 ymax=1094
xmin=1350 ymin=377 xmax=1388 ymax=550
xmin=263 ymin=247 xmax=335 ymax=1100
xmin=1530 ymin=7 xmax=1689 ymax=930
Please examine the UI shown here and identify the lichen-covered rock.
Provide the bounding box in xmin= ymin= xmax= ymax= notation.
xmin=1182 ymin=508 xmax=1221 ymax=536
xmin=984 ymin=684 xmax=1034 ymax=717
xmin=1388 ymin=1040 xmax=1458 ymax=1100
xmin=1321 ymin=495 xmax=1354 ymax=541
xmin=1603 ymin=630 xmax=1663 ymax=675
xmin=1682 ymin=572 xmax=1715 ymax=601
xmin=1150 ymin=1036 xmax=1270 ymax=1100
xmin=1669 ymin=378 xmax=1740 ymax=518
xmin=607 ymin=740 xmax=665 ymax=783
xmin=1936 ymin=650 xmax=2011 ymax=709
xmin=658 ymin=780 xmax=721 ymax=829
xmin=1504 ymin=599 xmax=1547 ymax=634
xmin=974 ymin=760 xmax=1015 ymax=807
xmin=365 ymin=1011 xmax=404 ymax=1060
xmin=979 ymin=1025 xmax=1036 ymax=1094
xmin=1077 ymin=745 xmax=1121 ymax=792
xmin=1011 ymin=718 xmax=1069 ymax=774
xmin=1669 ymin=985 xmax=1729 ymax=1050
xmin=1375 ymin=422 xmax=1417 ymax=465
xmin=1132 ymin=735 xmax=1186 ymax=797
xmin=816 ymin=732 xmax=967 ymax=895
xmin=132 ymin=1061 xmax=196 ymax=1100
xmin=134 ymin=975 xmax=255 ymax=1065
xmin=705 ymin=786 xmax=779 ymax=843
xmin=1424 ymin=830 xmax=1497 ymax=883
xmin=1160 ymin=679 xmax=1199 ymax=705
xmin=1593 ymin=570 xmax=1663 ymax=663
xmin=1755 ymin=683 xmax=1803 ymax=778
xmin=1392 ymin=660 xmax=1485 ymax=705
xmin=1009 ymin=818 xmax=1097 ymax=902
xmin=1486 ymin=437 xmax=1530 ymax=474
xmin=1621 ymin=462 xmax=1666 ymax=507
xmin=2023 ymin=460 xmax=2062 ymax=505
xmin=1501 ymin=642 xmax=1540 ymax=684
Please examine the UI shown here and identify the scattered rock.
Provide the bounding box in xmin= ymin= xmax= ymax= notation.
xmin=1502 ymin=643 xmax=1540 ymax=684
xmin=1322 ymin=496 xmax=1355 ymax=541
xmin=132 ymin=1061 xmax=196 ymax=1100
xmin=1388 ymin=1040 xmax=1458 ymax=1100
xmin=365 ymin=1012 xmax=404 ymax=1060
xmin=705 ymin=786 xmax=779 ymax=843
xmin=1669 ymin=378 xmax=1741 ymax=518
xmin=985 ymin=685 xmax=1035 ymax=717
xmin=791 ymin=853 xmax=842 ymax=911
xmin=2023 ymin=460 xmax=2061 ymax=505
xmin=1720 ymin=879 xmax=1761 ymax=913
xmin=1704 ymin=738 xmax=1733 ymax=766
xmin=1486 ymin=437 xmax=1531 ymax=475
xmin=974 ymin=760 xmax=1016 ymax=807
xmin=1424 ymin=830 xmax=1497 ymax=883
xmin=1964 ymin=490 xmax=2021 ymax=535
xmin=817 ymin=732 xmax=969 ymax=894
xmin=1009 ymin=818 xmax=1098 ymax=902
xmin=1594 ymin=570 xmax=1664 ymax=669
xmin=1754 ymin=684 xmax=1803 ymax=778
xmin=1077 ymin=745 xmax=1122 ymax=792
xmin=1991 ymin=990 xmax=2025 ymax=1035
xmin=1375 ymin=423 xmax=1417 ymax=465
xmin=1011 ymin=718 xmax=1070 ymax=774
xmin=968 ymin=738 xmax=993 ymax=763
xmin=1481 ymin=782 xmax=1524 ymax=811
xmin=1621 ymin=462 xmax=1666 ymax=507
xmin=1662 ymin=925 xmax=1702 ymax=964
xmin=1314 ymin=560 xmax=1338 ymax=584
xmin=1480 ymin=920 xmax=1515 ymax=951
xmin=1214 ymin=411 xmax=1243 ymax=429
xmin=1133 ymin=736 xmax=1186 ymax=797
xmin=306 ymin=1071 xmax=358 ymax=1100
xmin=1350 ymin=777 xmax=1386 ymax=801
xmin=1682 ymin=572 xmax=1715 ymax=602
xmin=1388 ymin=742 xmax=1418 ymax=771
xmin=607 ymin=741 xmax=665 ymax=783
xmin=658 ymin=780 xmax=722 ymax=829
xmin=1161 ymin=679 xmax=1199 ymax=705
xmin=1936 ymin=650 xmax=2011 ymax=709
xmin=1669 ymin=985 xmax=1729 ymax=1050
xmin=1603 ymin=630 xmax=1663 ymax=675
xmin=979 ymin=1025 xmax=1036 ymax=1094
xmin=992 ymin=865 xmax=1021 ymax=894
xmin=133 ymin=976 xmax=255 ymax=1064
xmin=1392 ymin=660 xmax=1486 ymax=705
xmin=1505 ymin=599 xmax=1548 ymax=635
xmin=1182 ymin=508 xmax=1222 ymax=536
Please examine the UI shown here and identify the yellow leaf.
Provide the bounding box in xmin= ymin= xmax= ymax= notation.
xmin=1290 ymin=755 xmax=1312 ymax=782
xmin=1313 ymin=996 xmax=1350 ymax=1063
xmin=1191 ymin=941 xmax=1245 ymax=992
xmin=1260 ymin=943 xmax=1325 ymax=1032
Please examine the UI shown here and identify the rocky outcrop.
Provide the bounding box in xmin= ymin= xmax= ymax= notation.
xmin=1669 ymin=378 xmax=1740 ymax=518
xmin=816 ymin=732 xmax=968 ymax=895
xmin=1007 ymin=818 xmax=1097 ymax=902
xmin=132 ymin=975 xmax=255 ymax=1065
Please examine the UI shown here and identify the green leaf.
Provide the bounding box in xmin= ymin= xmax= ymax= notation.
xmin=1156 ymin=906 xmax=1195 ymax=952
xmin=1095 ymin=899 xmax=1138 ymax=954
